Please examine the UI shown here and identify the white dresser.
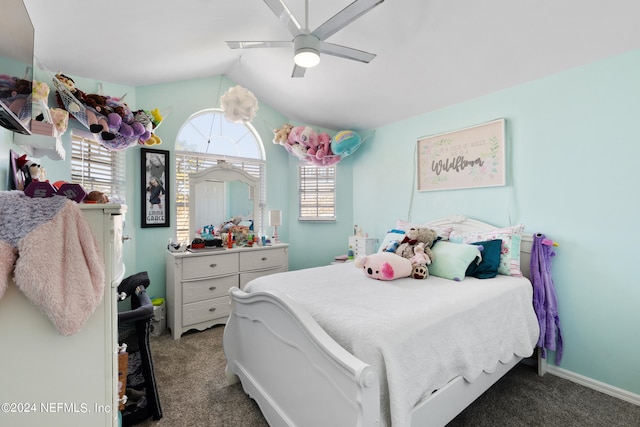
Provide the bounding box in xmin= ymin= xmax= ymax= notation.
xmin=0 ymin=203 xmax=126 ymax=427
xmin=165 ymin=244 xmax=289 ymax=339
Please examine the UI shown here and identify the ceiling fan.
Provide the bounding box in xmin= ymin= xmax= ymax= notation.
xmin=226 ymin=0 xmax=385 ymax=77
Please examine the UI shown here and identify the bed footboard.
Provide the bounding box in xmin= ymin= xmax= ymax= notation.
xmin=223 ymin=287 xmax=380 ymax=427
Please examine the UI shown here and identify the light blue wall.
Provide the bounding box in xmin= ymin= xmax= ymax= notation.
xmin=2 ymin=49 xmax=638 ymax=400
xmin=353 ymin=50 xmax=640 ymax=396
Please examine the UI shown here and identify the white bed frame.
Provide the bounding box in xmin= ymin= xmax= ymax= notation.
xmin=223 ymin=216 xmax=543 ymax=427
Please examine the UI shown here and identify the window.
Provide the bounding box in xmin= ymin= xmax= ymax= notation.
xmin=70 ymin=130 xmax=126 ymax=202
xmin=298 ymin=165 xmax=336 ymax=221
xmin=174 ymin=109 xmax=265 ymax=243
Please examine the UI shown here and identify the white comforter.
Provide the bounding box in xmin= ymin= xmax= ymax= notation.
xmin=245 ymin=262 xmax=540 ymax=427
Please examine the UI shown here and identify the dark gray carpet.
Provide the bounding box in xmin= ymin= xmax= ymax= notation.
xmin=137 ymin=325 xmax=640 ymax=427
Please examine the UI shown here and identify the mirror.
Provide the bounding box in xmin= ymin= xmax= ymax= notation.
xmin=0 ymin=0 xmax=34 ymax=134
xmin=189 ymin=161 xmax=260 ymax=240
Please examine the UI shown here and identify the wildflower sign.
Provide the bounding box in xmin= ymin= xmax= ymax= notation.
xmin=417 ymin=119 xmax=506 ymax=191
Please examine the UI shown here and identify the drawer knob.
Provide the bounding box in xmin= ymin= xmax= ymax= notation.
xmin=209 ymin=263 xmax=217 ymax=268
xmin=209 ymin=307 xmax=217 ymax=312
xmin=261 ymin=257 xmax=267 ymax=261
xmin=209 ymin=286 xmax=217 ymax=291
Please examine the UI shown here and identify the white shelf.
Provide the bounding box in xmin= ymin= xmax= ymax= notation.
xmin=13 ymin=131 xmax=65 ymax=160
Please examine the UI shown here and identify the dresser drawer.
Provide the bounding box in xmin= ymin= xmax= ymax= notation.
xmin=240 ymin=249 xmax=286 ymax=271
xmin=182 ymin=275 xmax=239 ymax=304
xmin=240 ymin=266 xmax=286 ymax=289
xmin=183 ymin=297 xmax=230 ymax=326
xmin=182 ymin=253 xmax=239 ymax=280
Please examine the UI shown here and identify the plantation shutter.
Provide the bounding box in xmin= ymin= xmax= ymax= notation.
xmin=298 ymin=165 xmax=336 ymax=221
xmin=70 ymin=130 xmax=126 ymax=201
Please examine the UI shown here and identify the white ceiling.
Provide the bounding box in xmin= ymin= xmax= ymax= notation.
xmin=22 ymin=0 xmax=640 ymax=130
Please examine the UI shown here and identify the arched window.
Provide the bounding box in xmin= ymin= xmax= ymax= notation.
xmin=174 ymin=108 xmax=265 ymax=243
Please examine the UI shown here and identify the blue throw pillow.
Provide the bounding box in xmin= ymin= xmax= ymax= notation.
xmin=465 ymin=239 xmax=503 ymax=279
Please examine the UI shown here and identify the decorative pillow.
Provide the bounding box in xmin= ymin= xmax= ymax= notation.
xmin=449 ymin=224 xmax=524 ymax=276
xmin=465 ymin=239 xmax=503 ymax=279
xmin=395 ymin=219 xmax=453 ymax=240
xmin=428 ymin=241 xmax=482 ymax=282
xmin=378 ymin=229 xmax=406 ymax=253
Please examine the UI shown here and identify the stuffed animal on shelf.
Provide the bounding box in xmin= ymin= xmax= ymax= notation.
xmin=395 ymin=227 xmax=438 ymax=264
xmin=273 ymin=123 xmax=293 ymax=145
xmin=355 ymin=252 xmax=412 ymax=281
xmin=16 ymin=154 xmax=45 ymax=187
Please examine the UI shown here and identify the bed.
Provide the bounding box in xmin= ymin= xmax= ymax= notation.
xmin=223 ymin=216 xmax=542 ymax=427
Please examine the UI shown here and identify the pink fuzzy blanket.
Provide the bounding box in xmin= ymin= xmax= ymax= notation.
xmin=0 ymin=192 xmax=105 ymax=335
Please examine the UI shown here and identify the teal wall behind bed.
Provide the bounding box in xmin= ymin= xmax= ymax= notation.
xmin=1 ymin=47 xmax=638 ymax=405
xmin=352 ymin=49 xmax=640 ymax=400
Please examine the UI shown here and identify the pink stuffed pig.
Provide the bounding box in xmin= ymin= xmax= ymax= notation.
xmin=354 ymin=252 xmax=412 ymax=281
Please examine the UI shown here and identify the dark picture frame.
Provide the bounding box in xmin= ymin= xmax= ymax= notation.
xmin=8 ymin=149 xmax=25 ymax=191
xmin=141 ymin=148 xmax=170 ymax=228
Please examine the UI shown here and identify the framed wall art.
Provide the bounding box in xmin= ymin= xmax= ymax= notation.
xmin=141 ymin=148 xmax=170 ymax=228
xmin=417 ymin=119 xmax=506 ymax=192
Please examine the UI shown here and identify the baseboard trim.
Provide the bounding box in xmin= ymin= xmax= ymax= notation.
xmin=547 ymin=365 xmax=640 ymax=406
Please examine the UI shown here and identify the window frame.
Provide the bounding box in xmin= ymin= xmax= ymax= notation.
xmin=298 ymin=164 xmax=337 ymax=222
xmin=70 ymin=129 xmax=126 ymax=202
xmin=174 ymin=109 xmax=266 ymax=243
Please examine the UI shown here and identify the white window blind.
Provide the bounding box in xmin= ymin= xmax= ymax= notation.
xmin=298 ymin=165 xmax=336 ymax=221
xmin=174 ymin=152 xmax=264 ymax=243
xmin=70 ymin=130 xmax=126 ymax=201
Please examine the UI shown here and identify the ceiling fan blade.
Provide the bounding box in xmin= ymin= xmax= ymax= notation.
xmin=226 ymin=41 xmax=292 ymax=49
xmin=262 ymin=0 xmax=303 ymax=37
xmin=312 ymin=0 xmax=385 ymax=41
xmin=291 ymin=64 xmax=306 ymax=78
xmin=318 ymin=42 xmax=376 ymax=63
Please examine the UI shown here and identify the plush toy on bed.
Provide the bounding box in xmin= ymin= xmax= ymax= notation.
xmin=409 ymin=243 xmax=431 ymax=279
xmin=355 ymin=252 xmax=412 ymax=281
xmin=395 ymin=227 xmax=437 ymax=261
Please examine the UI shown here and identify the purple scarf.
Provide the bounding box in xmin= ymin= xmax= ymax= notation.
xmin=531 ymin=233 xmax=563 ymax=364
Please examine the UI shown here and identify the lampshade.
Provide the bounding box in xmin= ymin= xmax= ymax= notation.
xmin=269 ymin=210 xmax=282 ymax=227
xmin=294 ymin=49 xmax=320 ymax=68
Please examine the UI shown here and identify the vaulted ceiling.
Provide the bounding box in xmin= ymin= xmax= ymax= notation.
xmin=22 ymin=0 xmax=640 ymax=130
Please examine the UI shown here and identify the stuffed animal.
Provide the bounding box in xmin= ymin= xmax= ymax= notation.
xmin=286 ymin=126 xmax=318 ymax=161
xmin=312 ymin=132 xmax=341 ymax=166
xmin=55 ymin=73 xmax=115 ymax=141
xmin=16 ymin=154 xmax=45 ymax=186
xmin=331 ymin=130 xmax=362 ymax=157
xmin=273 ymin=123 xmax=293 ymax=145
xmin=409 ymin=242 xmax=431 ymax=266
xmin=409 ymin=242 xmax=431 ymax=279
xmin=289 ymin=126 xmax=318 ymax=154
xmin=395 ymin=227 xmax=438 ymax=264
xmin=354 ymin=252 xmax=412 ymax=281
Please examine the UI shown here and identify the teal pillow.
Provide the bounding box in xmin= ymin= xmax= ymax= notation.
xmin=465 ymin=239 xmax=503 ymax=279
xmin=429 ymin=241 xmax=481 ymax=281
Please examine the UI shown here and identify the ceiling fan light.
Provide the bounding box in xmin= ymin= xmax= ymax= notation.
xmin=294 ymin=48 xmax=320 ymax=68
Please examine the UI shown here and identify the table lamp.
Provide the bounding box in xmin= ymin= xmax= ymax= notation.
xmin=269 ymin=210 xmax=282 ymax=244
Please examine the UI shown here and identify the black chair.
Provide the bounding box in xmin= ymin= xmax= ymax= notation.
xmin=117 ymin=272 xmax=162 ymax=426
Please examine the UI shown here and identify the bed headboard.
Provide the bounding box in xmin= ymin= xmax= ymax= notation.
xmin=425 ymin=215 xmax=533 ymax=280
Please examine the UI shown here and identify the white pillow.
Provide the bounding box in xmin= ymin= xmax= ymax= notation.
xmin=378 ymin=229 xmax=406 ymax=252
xmin=395 ymin=219 xmax=453 ymax=240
